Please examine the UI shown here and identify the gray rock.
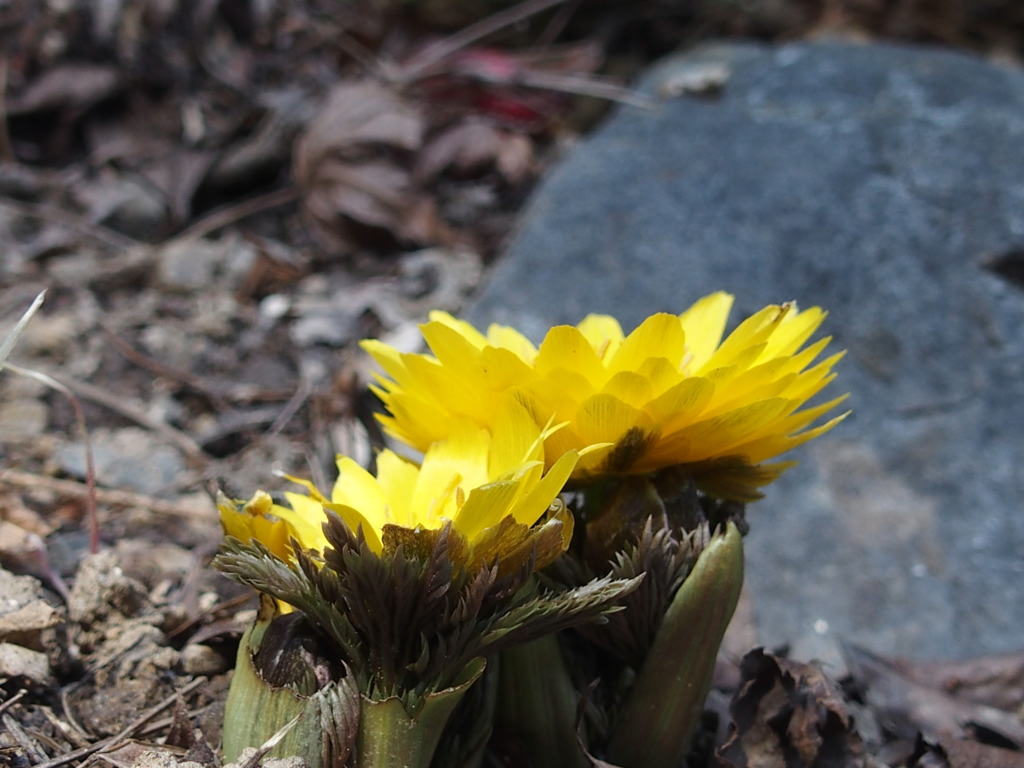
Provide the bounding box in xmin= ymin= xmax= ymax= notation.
xmin=57 ymin=427 xmax=186 ymax=497
xmin=77 ymin=174 xmax=168 ymax=241
xmin=0 ymin=398 xmax=48 ymax=442
xmin=468 ymin=42 xmax=1024 ymax=659
xmin=68 ymin=550 xmax=148 ymax=625
xmin=180 ymin=642 xmax=230 ymax=676
xmin=156 ymin=238 xmax=222 ymax=293
xmin=0 ymin=642 xmax=54 ymax=686
xmin=0 ymin=600 xmax=62 ymax=652
xmin=0 ymin=568 xmax=46 ymax=616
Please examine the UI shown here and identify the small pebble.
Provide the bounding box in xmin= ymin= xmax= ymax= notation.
xmin=0 ymin=641 xmax=54 ymax=686
xmin=180 ymin=643 xmax=229 ymax=676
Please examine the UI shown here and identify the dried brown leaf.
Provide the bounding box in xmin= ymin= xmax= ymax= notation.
xmin=295 ymin=82 xmax=423 ymax=182
xmin=843 ymin=644 xmax=1024 ymax=748
xmin=9 ymin=65 xmax=122 ymax=115
xmin=889 ymin=652 xmax=1024 ymax=712
xmin=939 ymin=737 xmax=1024 ymax=768
xmin=717 ymin=648 xmax=864 ymax=768
xmin=908 ymin=735 xmax=1024 ymax=768
xmin=139 ymin=150 xmax=218 ymax=224
xmin=415 ymin=118 xmax=535 ymax=185
xmin=294 ymin=81 xmax=450 ymax=250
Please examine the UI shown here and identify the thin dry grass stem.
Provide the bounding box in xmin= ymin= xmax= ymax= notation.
xmin=38 ymin=706 xmax=90 ymax=750
xmin=0 ymin=57 xmax=14 ymax=163
xmin=59 ymin=689 xmax=93 ymax=744
xmin=4 ymin=364 xmax=100 ymax=553
xmin=0 ymin=690 xmax=26 ymax=717
xmin=100 ymin=325 xmax=229 ymax=410
xmin=3 ymin=712 xmax=49 ymax=763
xmin=171 ymin=186 xmax=299 ymax=242
xmin=166 ymin=592 xmax=253 ymax=639
xmin=536 ymin=0 xmax=583 ymax=47
xmin=0 ymin=291 xmax=45 ymax=366
xmin=335 ymin=30 xmax=399 ymax=83
xmin=235 ymin=714 xmax=303 ymax=768
xmin=400 ymin=0 xmax=575 ymax=80
xmin=41 ymin=371 xmax=205 ymax=459
xmin=470 ymin=68 xmax=655 ymax=109
xmin=263 ymin=379 xmax=312 ymax=440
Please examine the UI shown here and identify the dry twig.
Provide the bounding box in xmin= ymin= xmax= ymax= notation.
xmin=32 ymin=677 xmax=207 ymax=768
xmin=401 ymin=0 xmax=575 ymax=80
xmin=0 ymin=690 xmax=26 ymax=716
xmin=0 ymin=469 xmax=215 ymax=521
xmin=0 ymin=56 xmax=15 ymax=163
xmin=40 ymin=372 xmax=206 ymax=460
xmin=172 ymin=186 xmax=299 ymax=243
xmin=6 ymin=364 xmax=101 ymax=553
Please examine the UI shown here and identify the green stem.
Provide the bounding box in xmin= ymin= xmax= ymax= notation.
xmin=495 ymin=634 xmax=590 ymax=768
xmin=605 ymin=522 xmax=744 ymax=768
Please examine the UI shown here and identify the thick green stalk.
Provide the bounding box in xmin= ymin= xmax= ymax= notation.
xmin=223 ymin=619 xmax=357 ymax=768
xmin=605 ymin=522 xmax=744 ymax=768
xmin=355 ymin=659 xmax=486 ymax=768
xmin=495 ymin=634 xmax=590 ymax=768
xmin=224 ymin=602 xmax=486 ymax=768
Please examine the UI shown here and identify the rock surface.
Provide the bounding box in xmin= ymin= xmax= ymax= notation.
xmin=468 ymin=42 xmax=1024 ymax=659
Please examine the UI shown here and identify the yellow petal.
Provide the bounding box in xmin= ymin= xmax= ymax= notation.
xmin=486 ymin=323 xmax=539 ymax=363
xmin=734 ymin=407 xmax=849 ymax=464
xmin=759 ymin=307 xmax=826 ymax=361
xmin=645 ymin=377 xmax=714 ymax=430
xmin=652 ymin=398 xmax=790 ymax=463
xmin=636 ymin=356 xmax=684 ymax=397
xmin=542 ymin=420 xmax=587 ymax=467
xmin=332 ymin=456 xmax=388 ymax=532
xmin=779 ymin=351 xmax=846 ymax=400
xmin=602 ymin=371 xmax=655 ymax=409
xmin=218 ymin=491 xmax=291 ymax=560
xmin=678 ymin=292 xmax=734 ymax=371
xmin=322 ymin=501 xmax=383 ymax=553
xmin=576 ymin=314 xmax=624 ymax=361
xmin=427 ymin=310 xmax=488 ymax=348
xmin=698 ymin=361 xmax=797 ymax=419
xmin=527 ymin=368 xmax=594 ymax=420
xmin=574 ymin=393 xmax=656 ymax=447
xmin=402 ymin=353 xmax=489 ymax=423
xmin=359 ymin=339 xmax=410 ymax=386
xmin=509 ymin=449 xmax=578 ymax=525
xmin=374 ymin=450 xmax=420 ymax=528
xmin=700 ymin=342 xmax=769 ymax=382
xmin=608 ymin=313 xmax=686 ymax=373
xmin=410 ymin=422 xmax=490 ymax=523
xmin=376 ymin=387 xmax=455 ymax=449
xmin=479 ymin=346 xmax=536 ymax=390
xmin=452 ymin=480 xmax=521 ymax=540
xmin=699 ymin=304 xmax=788 ymax=373
xmin=488 ymin=397 xmax=544 ymax=479
xmin=535 ymin=325 xmax=607 ymax=388
xmin=420 ymin=320 xmax=484 ymax=378
xmin=774 ymin=336 xmax=832 ymax=377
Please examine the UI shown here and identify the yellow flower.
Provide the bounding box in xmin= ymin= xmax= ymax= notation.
xmin=361 ymin=293 xmax=847 ymax=500
xmin=218 ymin=398 xmax=580 ymax=572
